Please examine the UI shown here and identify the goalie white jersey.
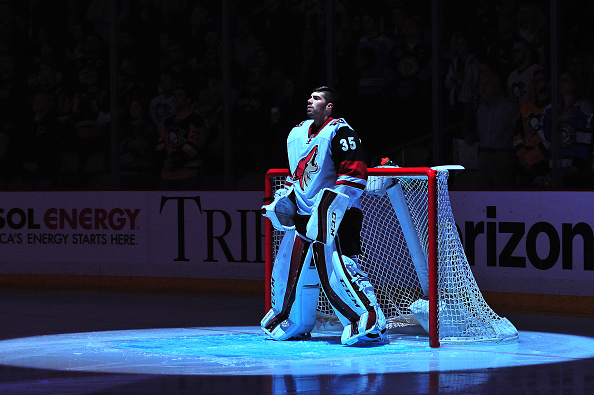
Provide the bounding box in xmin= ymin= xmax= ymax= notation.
xmin=285 ymin=117 xmax=367 ymax=215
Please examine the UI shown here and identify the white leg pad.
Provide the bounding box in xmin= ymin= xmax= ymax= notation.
xmin=262 ymin=231 xmax=319 ymax=341
xmin=261 ymin=281 xmax=319 ymax=341
xmin=323 ymin=251 xmax=387 ymax=345
xmin=327 ymin=252 xmax=379 ymax=319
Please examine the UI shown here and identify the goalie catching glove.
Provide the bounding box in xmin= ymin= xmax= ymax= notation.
xmin=262 ymin=188 xmax=296 ymax=231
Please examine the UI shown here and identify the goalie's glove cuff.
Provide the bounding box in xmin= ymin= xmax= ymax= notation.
xmin=262 ymin=187 xmax=296 ymax=231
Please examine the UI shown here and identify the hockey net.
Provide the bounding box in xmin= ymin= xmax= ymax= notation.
xmin=264 ymin=167 xmax=518 ymax=347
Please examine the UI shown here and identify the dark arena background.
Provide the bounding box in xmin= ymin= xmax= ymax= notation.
xmin=0 ymin=1 xmax=594 ymax=394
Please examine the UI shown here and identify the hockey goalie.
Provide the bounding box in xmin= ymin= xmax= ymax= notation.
xmin=260 ymin=86 xmax=387 ymax=345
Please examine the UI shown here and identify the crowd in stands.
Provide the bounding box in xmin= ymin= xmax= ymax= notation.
xmin=0 ymin=0 xmax=593 ymax=190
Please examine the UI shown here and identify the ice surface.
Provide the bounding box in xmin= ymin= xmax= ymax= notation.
xmin=0 ymin=326 xmax=592 ymax=376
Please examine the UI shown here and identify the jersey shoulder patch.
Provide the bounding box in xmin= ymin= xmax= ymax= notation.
xmin=330 ymin=118 xmax=346 ymax=126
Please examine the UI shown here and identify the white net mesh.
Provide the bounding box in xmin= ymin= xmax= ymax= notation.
xmin=268 ymin=169 xmax=518 ymax=343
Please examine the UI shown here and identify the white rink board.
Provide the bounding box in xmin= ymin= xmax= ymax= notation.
xmin=449 ymin=190 xmax=594 ymax=297
xmin=0 ymin=191 xmax=265 ymax=281
xmin=0 ymin=190 xmax=593 ymax=297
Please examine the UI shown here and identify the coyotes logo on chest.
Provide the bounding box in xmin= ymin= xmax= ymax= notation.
xmin=292 ymin=145 xmax=319 ymax=190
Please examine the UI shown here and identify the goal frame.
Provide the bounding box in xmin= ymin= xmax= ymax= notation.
xmin=264 ymin=167 xmax=441 ymax=347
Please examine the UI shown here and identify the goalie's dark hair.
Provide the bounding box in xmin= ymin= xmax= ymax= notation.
xmin=312 ymin=85 xmax=339 ymax=115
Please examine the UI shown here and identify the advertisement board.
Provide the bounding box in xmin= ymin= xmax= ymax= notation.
xmin=450 ymin=191 xmax=594 ymax=297
xmin=0 ymin=191 xmax=265 ymax=281
xmin=1 ymin=190 xmax=593 ymax=298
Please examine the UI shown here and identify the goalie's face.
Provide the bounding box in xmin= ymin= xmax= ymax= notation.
xmin=307 ymin=91 xmax=333 ymax=124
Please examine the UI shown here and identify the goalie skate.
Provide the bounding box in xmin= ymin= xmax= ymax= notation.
xmin=341 ymin=309 xmax=388 ymax=345
xmin=261 ymin=309 xmax=312 ymax=341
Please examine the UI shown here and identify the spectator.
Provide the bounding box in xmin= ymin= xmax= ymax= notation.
xmin=485 ymin=13 xmax=521 ymax=80
xmin=70 ymin=66 xmax=110 ymax=177
xmin=268 ymin=77 xmax=302 ymax=169
xmin=276 ymin=77 xmax=303 ymax=134
xmin=541 ymin=70 xmax=594 ymax=187
xmin=165 ymin=41 xmax=196 ymax=90
xmin=27 ymin=61 xmax=71 ymax=125
xmin=194 ymin=29 xmax=222 ymax=90
xmin=250 ymin=0 xmax=299 ymax=72
xmin=567 ymin=51 xmax=594 ymax=104
xmin=233 ymin=65 xmax=274 ymax=176
xmin=355 ymin=8 xmax=394 ymax=98
xmin=353 ymin=7 xmax=394 ymax=153
xmin=152 ymin=0 xmax=186 ymax=29
xmin=303 ymin=0 xmax=349 ymax=32
xmin=149 ymin=70 xmax=177 ymax=130
xmin=507 ymin=39 xmax=542 ymax=106
xmin=516 ymin=2 xmax=544 ymax=49
xmin=334 ymin=27 xmax=358 ymax=101
xmin=0 ymin=124 xmax=9 ymax=189
xmin=117 ymin=59 xmax=149 ymax=109
xmin=195 ymin=73 xmax=223 ymax=130
xmin=0 ymin=53 xmax=28 ymax=124
xmin=80 ymin=32 xmax=108 ymax=75
xmin=156 ymin=29 xmax=174 ymax=72
xmin=385 ymin=14 xmax=430 ymax=145
xmin=17 ymin=91 xmax=62 ymax=189
xmin=464 ymin=69 xmax=519 ymax=188
xmin=119 ymin=98 xmax=157 ymax=188
xmin=187 ymin=3 xmax=214 ymax=62
xmin=27 ymin=26 xmax=64 ymax=73
xmin=117 ymin=28 xmax=139 ymax=67
xmin=513 ymin=68 xmax=551 ymax=187
xmin=65 ymin=23 xmax=88 ymax=73
xmin=195 ymin=72 xmax=224 ymax=182
xmin=292 ymin=28 xmax=326 ymax=94
xmin=253 ymin=48 xmax=286 ymax=108
xmin=388 ymin=3 xmax=408 ymax=43
xmin=126 ymin=0 xmax=162 ymax=72
xmin=232 ymin=16 xmax=260 ymax=74
xmin=444 ymin=32 xmax=481 ymax=125
xmin=86 ymin=0 xmax=131 ymax=44
xmin=155 ymin=85 xmax=209 ymax=189
xmin=524 ymin=3 xmax=550 ymax=68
